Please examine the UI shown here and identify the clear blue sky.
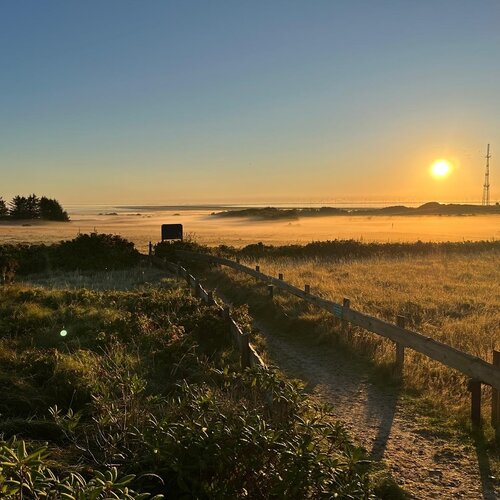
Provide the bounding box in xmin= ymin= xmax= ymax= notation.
xmin=1 ymin=1 xmax=499 ymax=204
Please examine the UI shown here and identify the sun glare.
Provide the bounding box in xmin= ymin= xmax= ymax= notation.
xmin=430 ymin=160 xmax=452 ymax=178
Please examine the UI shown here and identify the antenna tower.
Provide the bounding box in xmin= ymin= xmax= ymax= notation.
xmin=482 ymin=144 xmax=490 ymax=206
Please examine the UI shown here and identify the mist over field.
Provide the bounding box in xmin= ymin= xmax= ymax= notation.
xmin=0 ymin=206 xmax=498 ymax=251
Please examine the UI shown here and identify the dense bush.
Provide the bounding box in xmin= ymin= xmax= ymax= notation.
xmin=233 ymin=239 xmax=500 ymax=261
xmin=54 ymin=232 xmax=140 ymax=270
xmin=153 ymin=239 xmax=210 ymax=261
xmin=0 ymin=233 xmax=141 ymax=278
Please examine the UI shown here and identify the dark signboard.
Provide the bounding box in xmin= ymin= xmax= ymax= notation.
xmin=161 ymin=224 xmax=183 ymax=241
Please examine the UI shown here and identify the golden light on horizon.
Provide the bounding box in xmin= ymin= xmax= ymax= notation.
xmin=430 ymin=159 xmax=452 ymax=178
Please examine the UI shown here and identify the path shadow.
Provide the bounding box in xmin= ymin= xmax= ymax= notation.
xmin=364 ymin=376 xmax=401 ymax=461
xmin=473 ymin=430 xmax=497 ymax=500
xmin=261 ymin=325 xmax=402 ymax=462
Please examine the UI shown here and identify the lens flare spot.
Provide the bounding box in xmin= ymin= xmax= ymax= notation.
xmin=60 ymin=329 xmax=68 ymax=337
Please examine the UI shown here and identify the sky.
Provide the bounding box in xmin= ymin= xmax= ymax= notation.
xmin=1 ymin=1 xmax=499 ymax=205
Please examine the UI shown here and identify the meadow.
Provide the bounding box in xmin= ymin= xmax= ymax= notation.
xmin=200 ymin=245 xmax=500 ymax=424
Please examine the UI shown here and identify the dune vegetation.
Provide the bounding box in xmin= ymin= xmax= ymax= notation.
xmin=195 ymin=240 xmax=500 ymax=427
xmin=0 ymin=235 xmax=400 ymax=498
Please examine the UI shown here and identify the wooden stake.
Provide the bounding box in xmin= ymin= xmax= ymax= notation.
xmin=395 ymin=316 xmax=406 ymax=376
xmin=278 ymin=273 xmax=284 ymax=280
xmin=255 ymin=265 xmax=260 ymax=272
xmin=240 ymin=332 xmax=250 ymax=369
xmin=492 ymin=351 xmax=500 ymax=438
xmin=268 ymin=284 xmax=274 ymax=298
xmin=304 ymin=284 xmax=310 ymax=294
xmin=469 ymin=379 xmax=482 ymax=427
xmin=341 ymin=298 xmax=350 ymax=337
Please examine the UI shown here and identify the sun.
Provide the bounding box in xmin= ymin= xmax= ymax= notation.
xmin=430 ymin=159 xmax=452 ymax=178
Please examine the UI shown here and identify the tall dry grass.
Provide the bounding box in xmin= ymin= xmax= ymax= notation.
xmin=211 ymin=250 xmax=500 ymax=421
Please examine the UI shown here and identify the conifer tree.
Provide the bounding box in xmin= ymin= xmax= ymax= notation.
xmin=0 ymin=197 xmax=8 ymax=219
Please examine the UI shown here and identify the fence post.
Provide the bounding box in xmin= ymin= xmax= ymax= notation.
xmin=148 ymin=241 xmax=153 ymax=257
xmin=341 ymin=298 xmax=350 ymax=337
xmin=492 ymin=351 xmax=500 ymax=439
xmin=468 ymin=379 xmax=482 ymax=427
xmin=395 ymin=316 xmax=406 ymax=376
xmin=240 ymin=332 xmax=250 ymax=369
xmin=222 ymin=306 xmax=232 ymax=342
xmin=255 ymin=265 xmax=260 ymax=273
xmin=304 ymin=284 xmax=310 ymax=294
xmin=267 ymin=284 xmax=274 ymax=298
xmin=278 ymin=273 xmax=284 ymax=280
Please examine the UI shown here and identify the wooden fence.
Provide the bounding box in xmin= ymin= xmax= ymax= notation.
xmin=175 ymin=250 xmax=500 ymax=431
xmin=158 ymin=259 xmax=266 ymax=371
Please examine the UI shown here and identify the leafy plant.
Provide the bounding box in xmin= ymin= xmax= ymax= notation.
xmin=0 ymin=438 xmax=162 ymax=499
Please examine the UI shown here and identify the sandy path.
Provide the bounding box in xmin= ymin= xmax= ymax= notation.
xmin=257 ymin=326 xmax=499 ymax=499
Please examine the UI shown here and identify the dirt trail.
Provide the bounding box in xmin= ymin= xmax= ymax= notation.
xmin=257 ymin=325 xmax=499 ymax=499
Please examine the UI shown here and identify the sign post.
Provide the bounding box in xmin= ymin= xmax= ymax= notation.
xmin=161 ymin=224 xmax=183 ymax=242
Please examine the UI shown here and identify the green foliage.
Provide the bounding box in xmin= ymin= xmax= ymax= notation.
xmin=234 ymin=239 xmax=500 ymax=261
xmin=39 ymin=196 xmax=70 ymax=221
xmin=54 ymin=233 xmax=140 ymax=271
xmin=0 ymin=233 xmax=141 ymax=278
xmin=0 ymin=197 xmax=7 ymax=219
xmin=9 ymin=194 xmax=40 ymax=220
xmin=153 ymin=239 xmax=209 ymax=261
xmin=0 ymin=438 xmax=162 ymax=499
xmin=0 ymin=193 xmax=69 ymax=221
xmin=0 ymin=283 xmax=385 ymax=498
xmin=133 ymin=375 xmax=372 ymax=498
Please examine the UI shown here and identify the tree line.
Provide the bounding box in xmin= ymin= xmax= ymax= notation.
xmin=0 ymin=194 xmax=69 ymax=221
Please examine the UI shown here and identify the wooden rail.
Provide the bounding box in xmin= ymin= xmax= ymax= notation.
xmin=159 ymin=258 xmax=266 ymax=371
xmin=175 ymin=250 xmax=500 ymax=428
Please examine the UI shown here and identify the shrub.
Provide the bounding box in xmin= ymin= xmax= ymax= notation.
xmin=54 ymin=233 xmax=140 ymax=271
xmin=0 ymin=438 xmax=162 ymax=499
xmin=236 ymin=239 xmax=500 ymax=260
xmin=0 ymin=233 xmax=141 ymax=278
xmin=153 ymin=239 xmax=209 ymax=262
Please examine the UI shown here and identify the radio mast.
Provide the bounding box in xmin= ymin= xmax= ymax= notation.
xmin=482 ymin=144 xmax=490 ymax=206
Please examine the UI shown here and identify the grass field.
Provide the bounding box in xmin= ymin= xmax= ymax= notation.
xmin=202 ymin=248 xmax=500 ymax=426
